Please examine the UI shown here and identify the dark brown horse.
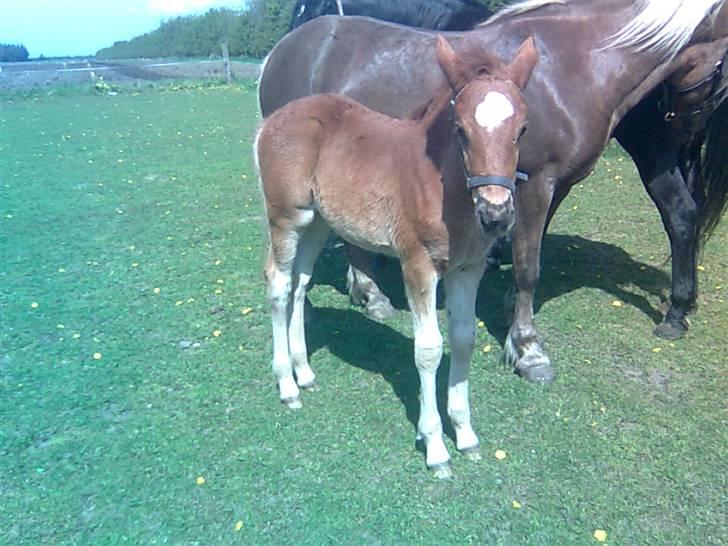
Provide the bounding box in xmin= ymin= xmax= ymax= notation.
xmin=257 ymin=36 xmax=537 ymax=476
xmin=259 ymin=0 xmax=728 ymax=384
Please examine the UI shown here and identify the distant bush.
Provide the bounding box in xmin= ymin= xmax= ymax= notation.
xmin=1 ymin=43 xmax=30 ymax=62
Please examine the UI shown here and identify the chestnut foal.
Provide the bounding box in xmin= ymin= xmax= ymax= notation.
xmin=256 ymin=35 xmax=537 ymax=477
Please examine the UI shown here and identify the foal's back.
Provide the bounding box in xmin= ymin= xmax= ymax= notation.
xmin=257 ymin=93 xmax=444 ymax=254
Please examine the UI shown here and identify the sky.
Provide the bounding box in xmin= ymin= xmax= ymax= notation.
xmin=0 ymin=0 xmax=245 ymax=58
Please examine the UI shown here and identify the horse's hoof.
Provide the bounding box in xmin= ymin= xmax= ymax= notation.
xmin=460 ymin=445 xmax=482 ymax=462
xmin=653 ymin=319 xmax=688 ymax=340
xmin=515 ymin=361 xmax=555 ymax=385
xmin=281 ymin=396 xmax=303 ymax=410
xmin=429 ymin=463 xmax=453 ymax=480
xmin=299 ymin=380 xmax=318 ymax=392
xmin=365 ymin=298 xmax=397 ymax=321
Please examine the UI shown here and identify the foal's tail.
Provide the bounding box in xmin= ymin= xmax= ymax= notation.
xmin=699 ymin=99 xmax=728 ymax=244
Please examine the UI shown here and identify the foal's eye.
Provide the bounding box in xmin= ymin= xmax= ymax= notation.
xmin=518 ymin=125 xmax=528 ymax=140
xmin=456 ymin=126 xmax=468 ymax=144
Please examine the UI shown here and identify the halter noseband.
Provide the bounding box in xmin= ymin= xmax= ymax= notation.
xmin=466 ymin=172 xmax=529 ymax=193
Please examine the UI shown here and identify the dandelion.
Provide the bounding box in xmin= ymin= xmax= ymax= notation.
xmin=235 ymin=521 xmax=243 ymax=531
xmin=512 ymin=500 xmax=522 ymax=509
xmin=196 ymin=476 xmax=205 ymax=485
xmin=153 ymin=287 xmax=161 ymax=294
xmin=697 ymin=265 xmax=705 ymax=272
xmin=216 ymin=279 xmax=224 ymax=284
xmin=242 ymin=307 xmax=253 ymax=315
xmin=611 ymin=300 xmax=623 ymax=308
xmin=477 ymin=320 xmax=485 ymax=328
xmin=215 ymin=289 xmax=223 ymax=295
xmin=482 ymin=344 xmax=492 ymax=353
xmin=212 ymin=330 xmax=222 ymax=337
xmin=31 ymin=302 xmax=39 ymax=309
xmin=495 ymin=449 xmax=507 ymax=460
xmin=132 ymin=262 xmax=139 ymax=268
xmin=73 ymin=333 xmax=81 ymax=339
xmin=58 ymin=268 xmax=66 ymax=273
xmin=93 ymin=352 xmax=102 ymax=360
xmin=593 ymin=529 xmax=607 ymax=542
xmin=652 ymin=347 xmax=662 ymax=353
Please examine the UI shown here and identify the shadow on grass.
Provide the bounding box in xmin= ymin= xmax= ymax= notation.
xmin=305 ymin=305 xmax=455 ymax=445
xmin=312 ymin=233 xmax=670 ymax=346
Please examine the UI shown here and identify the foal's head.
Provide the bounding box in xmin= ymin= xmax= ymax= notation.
xmin=436 ymin=35 xmax=538 ymax=234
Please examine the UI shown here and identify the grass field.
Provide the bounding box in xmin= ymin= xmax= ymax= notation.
xmin=1 ymin=82 xmax=726 ymax=545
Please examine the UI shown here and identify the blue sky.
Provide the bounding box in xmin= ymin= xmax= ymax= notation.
xmin=0 ymin=0 xmax=245 ymax=58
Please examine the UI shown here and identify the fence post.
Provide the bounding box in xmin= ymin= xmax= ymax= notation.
xmin=221 ymin=42 xmax=232 ymax=84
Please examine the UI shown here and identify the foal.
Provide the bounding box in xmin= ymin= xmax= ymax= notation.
xmin=257 ymin=35 xmax=537 ymax=477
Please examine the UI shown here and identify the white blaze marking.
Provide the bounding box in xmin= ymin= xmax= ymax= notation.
xmin=474 ymin=92 xmax=514 ymax=131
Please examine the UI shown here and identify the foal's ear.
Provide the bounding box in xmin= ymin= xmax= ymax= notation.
xmin=506 ymin=36 xmax=539 ymax=91
xmin=436 ymin=35 xmax=469 ymax=92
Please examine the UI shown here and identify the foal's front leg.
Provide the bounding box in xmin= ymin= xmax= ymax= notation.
xmin=444 ymin=264 xmax=486 ymax=461
xmin=402 ymin=258 xmax=449 ymax=478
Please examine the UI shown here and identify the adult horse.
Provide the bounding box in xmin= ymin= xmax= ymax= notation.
xmin=259 ymin=0 xmax=728 ymax=384
xmin=289 ymin=0 xmax=493 ymax=31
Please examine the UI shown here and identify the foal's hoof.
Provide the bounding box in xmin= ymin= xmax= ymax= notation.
xmin=365 ymin=297 xmax=397 ymax=321
xmin=460 ymin=445 xmax=482 ymax=462
xmin=516 ymin=361 xmax=555 ymax=385
xmin=653 ymin=318 xmax=688 ymax=340
xmin=429 ymin=463 xmax=453 ymax=480
xmin=281 ymin=396 xmax=303 ymax=410
xmin=299 ymin=380 xmax=318 ymax=392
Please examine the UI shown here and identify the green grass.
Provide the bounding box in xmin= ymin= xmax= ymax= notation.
xmin=1 ymin=84 xmax=726 ymax=545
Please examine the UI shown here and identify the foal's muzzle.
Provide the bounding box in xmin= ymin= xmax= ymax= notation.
xmin=468 ymin=174 xmax=523 ymax=235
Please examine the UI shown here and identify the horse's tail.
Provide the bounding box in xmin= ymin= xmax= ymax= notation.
xmin=699 ymin=99 xmax=728 ymax=244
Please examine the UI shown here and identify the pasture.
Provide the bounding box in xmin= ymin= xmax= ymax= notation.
xmin=1 ymin=82 xmax=726 ymax=544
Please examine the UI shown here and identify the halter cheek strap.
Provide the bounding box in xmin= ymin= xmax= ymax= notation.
xmin=466 ymin=171 xmax=528 ymax=193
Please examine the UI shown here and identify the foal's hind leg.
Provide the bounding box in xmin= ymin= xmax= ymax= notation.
xmin=402 ymin=257 xmax=449 ymax=477
xmin=289 ymin=214 xmax=330 ymax=390
xmin=443 ymin=264 xmax=486 ymax=461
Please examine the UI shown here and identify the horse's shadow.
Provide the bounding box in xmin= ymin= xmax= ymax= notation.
xmin=313 ymin=233 xmax=671 ymax=344
xmin=307 ymin=233 xmax=670 ymax=436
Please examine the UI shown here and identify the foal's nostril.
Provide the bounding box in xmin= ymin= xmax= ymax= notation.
xmin=476 ymin=197 xmax=515 ymax=234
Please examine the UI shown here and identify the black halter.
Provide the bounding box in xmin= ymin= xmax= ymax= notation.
xmin=466 ymin=171 xmax=529 ymax=193
xmin=659 ymin=56 xmax=727 ymax=121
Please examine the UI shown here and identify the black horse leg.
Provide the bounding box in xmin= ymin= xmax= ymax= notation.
xmin=345 ymin=243 xmax=397 ymax=320
xmin=616 ymin=115 xmax=697 ymax=339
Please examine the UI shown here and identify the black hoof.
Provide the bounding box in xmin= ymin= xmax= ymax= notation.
xmin=515 ymin=362 xmax=555 ymax=385
xmin=653 ymin=319 xmax=688 ymax=340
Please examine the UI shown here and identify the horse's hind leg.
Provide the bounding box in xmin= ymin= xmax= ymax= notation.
xmin=443 ymin=264 xmax=486 ymax=461
xmin=289 ymin=213 xmax=330 ymax=390
xmin=402 ymin=256 xmax=449 ymax=477
xmin=265 ymin=228 xmax=301 ymax=409
xmin=345 ymin=244 xmax=397 ymax=321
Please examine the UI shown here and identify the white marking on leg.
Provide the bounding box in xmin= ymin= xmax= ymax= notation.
xmin=289 ymin=215 xmax=330 ymax=388
xmin=474 ymin=92 xmax=515 ymax=131
xmin=407 ymin=270 xmax=448 ymax=468
xmin=268 ymin=267 xmax=299 ymax=404
xmin=444 ymin=265 xmax=485 ymax=452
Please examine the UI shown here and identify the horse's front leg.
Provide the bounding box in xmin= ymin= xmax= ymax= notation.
xmin=345 ymin=243 xmax=397 ymax=321
xmin=402 ymin=256 xmax=449 ymax=478
xmin=443 ymin=263 xmax=486 ymax=460
xmin=505 ymin=177 xmax=557 ymax=384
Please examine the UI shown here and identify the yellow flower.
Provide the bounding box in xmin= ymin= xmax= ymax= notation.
xmin=482 ymin=344 xmax=492 ymax=353
xmin=495 ymin=449 xmax=507 ymax=460
xmin=196 ymin=476 xmax=205 ymax=485
xmin=242 ymin=307 xmax=253 ymax=315
xmin=215 ymin=288 xmax=223 ymax=295
xmin=477 ymin=320 xmax=485 ymax=328
xmin=235 ymin=520 xmax=243 ymax=531
xmin=593 ymin=529 xmax=607 ymax=542
xmin=73 ymin=333 xmax=81 ymax=339
xmin=512 ymin=500 xmax=522 ymax=509
xmin=652 ymin=347 xmax=662 ymax=353
xmin=611 ymin=300 xmax=623 ymax=308
xmin=153 ymin=287 xmax=161 ymax=294
xmin=93 ymin=352 xmax=102 ymax=360
xmin=212 ymin=330 xmax=222 ymax=337
xmin=57 ymin=324 xmax=65 ymax=329
xmin=697 ymin=265 xmax=705 ymax=272
xmin=216 ymin=279 xmax=224 ymax=284
xmin=58 ymin=268 xmax=66 ymax=273
xmin=31 ymin=302 xmax=39 ymax=309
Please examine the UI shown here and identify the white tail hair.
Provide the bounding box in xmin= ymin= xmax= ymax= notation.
xmin=605 ymin=0 xmax=725 ymax=59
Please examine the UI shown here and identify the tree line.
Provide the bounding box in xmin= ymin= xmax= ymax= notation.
xmin=0 ymin=43 xmax=30 ymax=62
xmin=96 ymin=0 xmax=509 ymax=61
